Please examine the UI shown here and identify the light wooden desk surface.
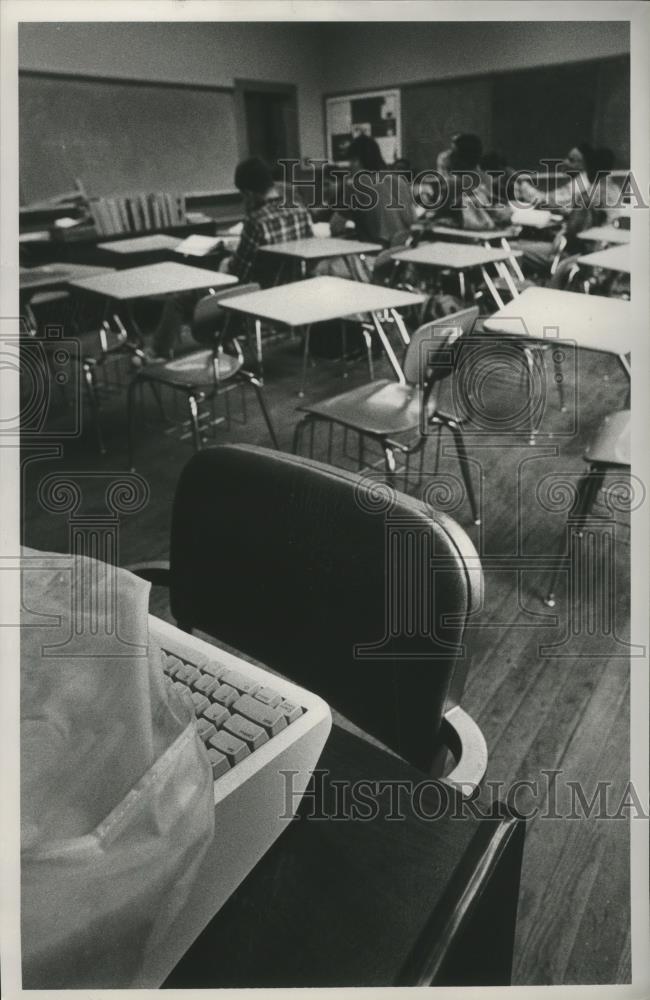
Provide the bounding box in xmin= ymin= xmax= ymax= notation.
xmin=19 ymin=263 xmax=114 ymax=292
xmin=393 ymin=242 xmax=521 ymax=269
xmin=219 ymin=275 xmax=424 ymax=327
xmin=68 ymin=261 xmax=237 ymax=300
xmin=425 ymin=225 xmax=518 ymax=241
xmin=260 ymin=237 xmax=382 ymax=260
xmin=97 ymin=234 xmax=182 ymax=254
xmin=484 ymin=287 xmax=632 ymax=356
xmin=577 ymin=226 xmax=630 ymax=245
xmin=577 ymin=245 xmax=631 ymax=274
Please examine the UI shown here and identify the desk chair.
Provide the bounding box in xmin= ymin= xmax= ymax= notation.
xmin=132 ymin=445 xmax=526 ymax=988
xmin=544 ymin=409 xmax=630 ymax=608
xmin=126 ymin=285 xmax=278 ymax=469
xmin=293 ymin=307 xmax=481 ymax=526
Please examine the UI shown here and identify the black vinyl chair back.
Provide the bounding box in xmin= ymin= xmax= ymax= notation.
xmin=401 ymin=306 xmax=478 ymax=406
xmin=191 ymin=283 xmax=260 ymax=348
xmin=169 ymin=444 xmax=482 ymax=774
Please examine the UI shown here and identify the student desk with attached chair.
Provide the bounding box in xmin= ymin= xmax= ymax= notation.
xmin=392 ymin=242 xmax=523 ymax=309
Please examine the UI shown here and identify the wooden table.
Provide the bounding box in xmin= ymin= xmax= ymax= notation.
xmin=69 ymin=262 xmax=238 ymax=342
xmin=164 ymin=724 xmax=525 ymax=989
xmin=577 ymin=244 xmax=631 ymax=274
xmin=393 ymin=242 xmax=523 ymax=308
xmin=219 ymin=275 xmax=424 ymax=391
xmin=260 ymin=236 xmax=382 ymax=280
xmin=576 ymin=226 xmax=630 ymax=245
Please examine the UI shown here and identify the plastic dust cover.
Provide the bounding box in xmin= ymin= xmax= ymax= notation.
xmin=20 ymin=548 xmax=215 ymax=988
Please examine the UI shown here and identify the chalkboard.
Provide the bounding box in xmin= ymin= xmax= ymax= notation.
xmin=19 ymin=72 xmax=240 ymax=204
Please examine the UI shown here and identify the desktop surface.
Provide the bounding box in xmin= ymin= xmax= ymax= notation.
xmin=393 ymin=242 xmax=521 ymax=269
xmin=97 ymin=234 xmax=182 ymax=254
xmin=68 ymin=261 xmax=238 ymax=300
xmin=577 ymin=244 xmax=631 ymax=273
xmin=219 ymin=275 xmax=424 ymax=327
xmin=260 ymin=236 xmax=382 ymax=259
xmin=576 ymin=226 xmax=630 ymax=245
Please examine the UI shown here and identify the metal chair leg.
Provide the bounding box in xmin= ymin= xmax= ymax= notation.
xmin=299 ymin=325 xmax=312 ymax=398
xmin=126 ymin=376 xmax=139 ymax=470
xmin=247 ymin=374 xmax=279 ymax=449
xmin=522 ymin=345 xmax=537 ymax=446
xmin=362 ymin=325 xmax=375 ymax=381
xmin=544 ymin=465 xmax=606 ymax=607
xmin=292 ymin=415 xmax=311 ymax=456
xmin=187 ymin=393 xmax=202 ymax=452
xmin=82 ymin=360 xmax=106 ymax=456
xmin=447 ymin=422 xmax=481 ymax=525
xmin=383 ymin=443 xmax=397 ymax=488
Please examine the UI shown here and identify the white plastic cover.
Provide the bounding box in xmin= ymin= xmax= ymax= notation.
xmin=20 ymin=548 xmax=215 ymax=988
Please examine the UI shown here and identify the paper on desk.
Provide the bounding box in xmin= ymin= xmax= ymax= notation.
xmin=312 ymin=221 xmax=332 ymax=238
xmin=175 ymin=234 xmax=222 ymax=256
xmin=510 ymin=207 xmax=553 ymax=229
xmin=20 ymin=547 xmax=214 ymax=988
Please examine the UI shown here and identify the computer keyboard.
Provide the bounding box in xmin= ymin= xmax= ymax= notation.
xmin=142 ymin=615 xmax=332 ymax=986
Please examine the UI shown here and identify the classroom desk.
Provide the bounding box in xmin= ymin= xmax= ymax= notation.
xmin=97 ymin=234 xmax=182 ymax=264
xmin=393 ymin=242 xmax=523 ymax=308
xmin=260 ymin=236 xmax=382 ymax=280
xmin=19 ymin=263 xmax=114 ymax=294
xmin=219 ymin=275 xmax=424 ymax=391
xmin=576 ymin=226 xmax=630 ymax=245
xmin=417 ymin=225 xmax=525 ymax=284
xmin=484 ymin=287 xmax=632 ymax=380
xmin=577 ymin=244 xmax=631 ymax=275
xmin=164 ymin=724 xmax=525 ymax=989
xmin=69 ymin=262 xmax=238 ymax=341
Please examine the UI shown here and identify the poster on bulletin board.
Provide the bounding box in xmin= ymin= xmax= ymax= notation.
xmin=325 ymin=89 xmax=401 ymax=165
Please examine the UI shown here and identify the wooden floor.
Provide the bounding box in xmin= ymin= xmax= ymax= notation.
xmin=21 ymin=312 xmax=631 ymax=985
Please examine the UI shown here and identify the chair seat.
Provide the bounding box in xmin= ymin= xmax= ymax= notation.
xmin=584 ymin=409 xmax=630 ymax=466
xmin=301 ymin=380 xmax=423 ymax=436
xmin=141 ymin=349 xmax=243 ymax=387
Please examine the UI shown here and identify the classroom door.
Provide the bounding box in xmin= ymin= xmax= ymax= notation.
xmin=235 ymin=81 xmax=299 ymax=166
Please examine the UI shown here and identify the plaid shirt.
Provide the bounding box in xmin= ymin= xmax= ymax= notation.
xmin=228 ymin=196 xmax=313 ymax=283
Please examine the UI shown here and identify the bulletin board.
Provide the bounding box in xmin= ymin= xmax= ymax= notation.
xmin=325 ymin=89 xmax=401 ymax=165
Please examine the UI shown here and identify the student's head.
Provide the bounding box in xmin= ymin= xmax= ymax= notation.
xmin=347 ymin=134 xmax=386 ymax=171
xmin=234 ymin=157 xmax=274 ymax=210
xmin=563 ymin=143 xmax=595 ymax=176
xmin=450 ymin=133 xmax=483 ymax=171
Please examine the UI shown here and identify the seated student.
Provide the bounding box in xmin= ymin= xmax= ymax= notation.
xmin=429 ymin=134 xmax=511 ymax=230
xmin=152 ymin=157 xmax=313 ymax=357
xmin=329 ymin=135 xmax=418 ymax=247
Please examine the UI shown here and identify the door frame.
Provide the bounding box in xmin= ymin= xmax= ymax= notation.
xmin=233 ymin=79 xmax=300 ymax=162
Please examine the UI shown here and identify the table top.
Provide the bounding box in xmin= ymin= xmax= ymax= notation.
xmin=425 ymin=225 xmax=518 ymax=241
xmin=484 ymin=287 xmax=632 ymax=356
xmin=165 ymin=724 xmax=523 ymax=989
xmin=393 ymin=242 xmax=521 ymax=269
xmin=260 ymin=237 xmax=382 ymax=260
xmin=577 ymin=244 xmax=631 ymax=274
xmin=97 ymin=234 xmax=182 ymax=254
xmin=219 ymin=275 xmax=424 ymax=327
xmin=19 ymin=263 xmax=114 ymax=292
xmin=577 ymin=226 xmax=630 ymax=245
xmin=68 ymin=261 xmax=238 ymax=300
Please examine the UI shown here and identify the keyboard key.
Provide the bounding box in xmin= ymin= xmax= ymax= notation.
xmin=162 ymin=653 xmax=183 ymax=677
xmin=171 ymin=680 xmax=191 ymax=699
xmin=224 ymin=713 xmax=269 ymax=750
xmin=211 ymin=683 xmax=239 ymax=708
xmin=190 ymin=691 xmax=210 ymax=717
xmin=254 ymin=686 xmax=282 ymax=708
xmin=194 ymin=674 xmax=219 ymax=696
xmin=207 ymin=748 xmax=230 ymax=779
xmin=233 ymin=694 xmax=287 ymax=737
xmin=279 ymin=699 xmax=304 ymax=724
xmin=220 ymin=669 xmax=260 ymax=696
xmin=203 ymin=702 xmax=230 ymax=728
xmin=200 ymin=660 xmax=225 ymax=679
xmin=209 ymin=730 xmax=250 ymax=765
xmin=175 ymin=663 xmax=202 ymax=686
xmin=196 ymin=718 xmax=217 ymax=743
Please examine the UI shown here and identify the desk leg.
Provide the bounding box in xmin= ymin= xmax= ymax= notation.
xmin=254 ymin=318 xmax=264 ymax=383
xmin=390 ymin=308 xmax=411 ymax=346
xmin=522 ymin=345 xmax=537 ymax=446
xmin=480 ymin=266 xmax=505 ymax=310
xmin=372 ymin=312 xmax=406 ymax=384
xmin=300 ymin=259 xmax=307 ymax=280
xmin=299 ymin=325 xmax=312 ymax=398
xmin=496 ymin=261 xmax=519 ymax=300
xmin=501 ymin=238 xmax=525 ymax=282
xmin=459 ymin=270 xmax=466 ymax=301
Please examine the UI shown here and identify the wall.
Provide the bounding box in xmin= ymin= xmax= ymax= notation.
xmin=320 ymin=20 xmax=630 ymax=93
xmin=18 ymin=22 xmax=328 ymax=160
